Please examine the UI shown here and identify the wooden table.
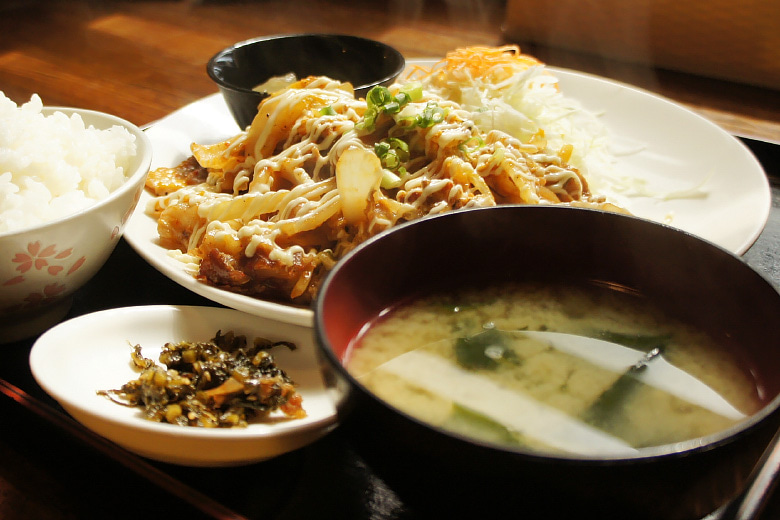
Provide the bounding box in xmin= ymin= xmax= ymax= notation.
xmin=2 ymin=0 xmax=779 ymax=142
xmin=1 ymin=1 xmax=779 ymax=519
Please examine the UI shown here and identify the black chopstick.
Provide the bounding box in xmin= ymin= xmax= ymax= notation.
xmin=0 ymin=377 xmax=249 ymax=520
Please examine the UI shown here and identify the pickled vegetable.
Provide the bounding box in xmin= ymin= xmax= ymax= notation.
xmin=98 ymin=330 xmax=306 ymax=427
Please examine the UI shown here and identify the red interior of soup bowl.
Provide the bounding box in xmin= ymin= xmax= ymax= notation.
xmin=314 ymin=205 xmax=780 ymax=519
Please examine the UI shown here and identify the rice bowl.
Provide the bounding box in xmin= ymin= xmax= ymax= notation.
xmin=0 ymin=99 xmax=151 ymax=342
xmin=0 ymin=93 xmax=138 ymax=234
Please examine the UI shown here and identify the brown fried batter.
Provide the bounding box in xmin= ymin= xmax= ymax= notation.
xmin=145 ymin=156 xmax=208 ymax=196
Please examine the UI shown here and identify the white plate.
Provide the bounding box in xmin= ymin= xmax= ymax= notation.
xmin=29 ymin=305 xmax=338 ymax=466
xmin=124 ymin=60 xmax=771 ymax=327
xmin=126 ymin=190 xmax=313 ymax=326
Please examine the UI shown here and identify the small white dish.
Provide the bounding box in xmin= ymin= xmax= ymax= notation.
xmin=29 ymin=305 xmax=338 ymax=466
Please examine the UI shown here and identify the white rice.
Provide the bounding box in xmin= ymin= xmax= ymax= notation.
xmin=0 ymin=92 xmax=137 ymax=234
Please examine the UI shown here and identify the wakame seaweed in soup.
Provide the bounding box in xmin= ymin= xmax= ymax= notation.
xmin=346 ymin=282 xmax=760 ymax=455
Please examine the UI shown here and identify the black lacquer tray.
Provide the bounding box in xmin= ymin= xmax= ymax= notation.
xmin=1 ymin=138 xmax=778 ymax=520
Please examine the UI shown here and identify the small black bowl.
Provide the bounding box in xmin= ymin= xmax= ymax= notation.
xmin=207 ymin=33 xmax=405 ymax=129
xmin=314 ymin=205 xmax=780 ymax=519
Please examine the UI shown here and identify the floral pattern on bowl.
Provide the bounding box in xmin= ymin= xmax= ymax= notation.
xmin=0 ymin=106 xmax=152 ymax=343
xmin=2 ymin=240 xmax=86 ymax=314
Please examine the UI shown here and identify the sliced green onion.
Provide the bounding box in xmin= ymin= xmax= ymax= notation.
xmin=374 ymin=140 xmax=391 ymax=157
xmin=382 ymin=152 xmax=400 ymax=169
xmin=374 ymin=137 xmax=410 ymax=171
xmin=356 ymin=108 xmax=378 ymax=131
xmin=385 ymin=101 xmax=401 ymax=114
xmin=367 ymin=86 xmax=393 ymax=107
xmin=394 ymin=92 xmax=411 ymax=106
xmin=418 ymin=103 xmax=446 ymax=128
xmin=380 ymin=169 xmax=402 ymax=189
xmin=458 ymin=136 xmax=486 ymax=155
xmin=399 ymin=82 xmax=423 ymax=103
xmin=387 ymin=137 xmax=409 ymax=159
xmin=358 ymin=85 xmax=425 ymax=133
xmin=318 ymin=106 xmax=337 ymax=116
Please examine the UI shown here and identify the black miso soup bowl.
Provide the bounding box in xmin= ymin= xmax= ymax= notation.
xmin=207 ymin=33 xmax=405 ymax=129
xmin=313 ymin=205 xmax=780 ymax=520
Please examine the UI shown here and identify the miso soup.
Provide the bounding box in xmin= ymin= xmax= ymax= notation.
xmin=346 ymin=282 xmax=760 ymax=456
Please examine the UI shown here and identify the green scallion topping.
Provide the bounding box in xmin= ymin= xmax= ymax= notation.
xmin=374 ymin=137 xmax=410 ymax=170
xmin=356 ymin=83 xmax=426 ymax=133
xmin=458 ymin=136 xmax=486 ymax=155
xmin=416 ymin=103 xmax=446 ymax=128
xmin=380 ymin=169 xmax=403 ymax=189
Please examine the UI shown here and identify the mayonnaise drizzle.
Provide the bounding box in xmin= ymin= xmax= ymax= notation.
xmin=148 ymin=66 xmax=620 ymax=298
